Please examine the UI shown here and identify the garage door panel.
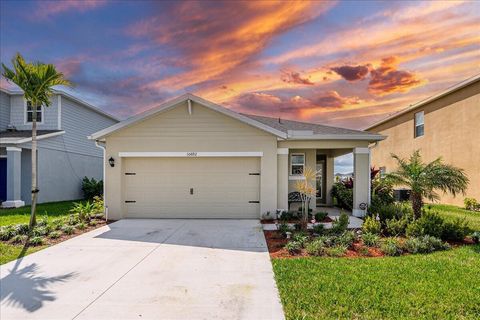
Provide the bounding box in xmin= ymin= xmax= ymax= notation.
xmin=124 ymin=157 xmax=260 ymax=218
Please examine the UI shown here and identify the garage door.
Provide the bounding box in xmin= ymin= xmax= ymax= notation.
xmin=123 ymin=157 xmax=261 ymax=218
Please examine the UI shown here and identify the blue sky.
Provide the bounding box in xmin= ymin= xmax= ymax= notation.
xmin=1 ymin=0 xmax=479 ymax=172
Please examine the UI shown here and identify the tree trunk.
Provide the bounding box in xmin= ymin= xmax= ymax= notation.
xmin=411 ymin=192 xmax=423 ymax=219
xmin=29 ymin=114 xmax=38 ymax=230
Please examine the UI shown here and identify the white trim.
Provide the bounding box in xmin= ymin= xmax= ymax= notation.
xmin=286 ymin=134 xmax=385 ymax=141
xmin=0 ymin=131 xmax=65 ymax=145
xmin=118 ymin=151 xmax=264 ymax=158
xmin=57 ymin=95 xmax=62 ymax=130
xmin=353 ymin=147 xmax=370 ymax=154
xmin=1 ymin=200 xmax=25 ymax=208
xmin=289 ymin=175 xmax=306 ymax=181
xmin=6 ymin=147 xmax=22 ymax=152
xmin=0 ymin=155 xmax=7 ymax=158
xmin=187 ymin=99 xmax=192 ymax=115
xmin=290 ymin=153 xmax=305 ymax=176
xmin=277 ymin=148 xmax=289 ymax=155
xmin=89 ymin=93 xmax=287 ymax=140
xmin=24 ymin=100 xmax=44 ymax=125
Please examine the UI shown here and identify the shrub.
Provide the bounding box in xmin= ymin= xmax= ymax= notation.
xmin=67 ymin=214 xmax=80 ymax=226
xmin=279 ymin=211 xmax=297 ymax=221
xmin=29 ymin=236 xmax=45 ymax=246
xmin=50 ymin=218 xmax=65 ymax=231
xmin=371 ymin=202 xmax=414 ymax=226
xmin=305 ymin=239 xmax=326 ymax=256
xmin=441 ymin=218 xmax=470 ymax=241
xmin=89 ymin=220 xmax=99 ymax=226
xmin=362 ymin=232 xmax=380 ymax=247
xmin=385 ymin=217 xmax=408 ymax=236
xmin=314 ymin=211 xmax=328 ymax=221
xmin=92 ymin=196 xmax=104 ymax=214
xmin=61 ymin=225 xmax=75 ymax=235
xmin=330 ymin=212 xmax=349 ymax=235
xmin=464 ymin=198 xmax=480 ymax=211
xmin=471 ymin=231 xmax=480 ymax=243
xmin=331 ymin=183 xmax=353 ymax=210
xmin=37 ymin=217 xmax=49 ymax=227
xmin=292 ymin=232 xmax=309 ymax=247
xmin=380 ymin=237 xmax=402 ymax=256
xmin=278 ymin=223 xmax=291 ymax=236
xmin=10 ymin=234 xmax=28 ymax=244
xmin=362 ymin=216 xmax=381 ymax=235
xmin=49 ymin=231 xmax=62 ymax=239
xmin=334 ymin=231 xmax=356 ymax=248
xmin=404 ymin=236 xmax=450 ymax=254
xmin=325 ymin=245 xmax=347 ymax=257
xmin=75 ymin=222 xmax=87 ymax=230
xmin=32 ymin=226 xmax=50 ymax=237
xmin=285 ymin=241 xmax=302 ymax=254
xmin=358 ymin=246 xmax=370 ymax=256
xmin=14 ymin=223 xmax=30 ymax=235
xmin=312 ymin=223 xmax=325 ymax=235
xmin=82 ymin=177 xmax=103 ymax=200
xmin=70 ymin=201 xmax=95 ymax=222
xmin=0 ymin=226 xmax=17 ymax=241
xmin=406 ymin=211 xmax=444 ymax=238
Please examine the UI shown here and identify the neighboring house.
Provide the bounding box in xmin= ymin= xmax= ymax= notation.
xmin=335 ymin=172 xmax=353 ymax=181
xmin=0 ymin=87 xmax=119 ymax=207
xmin=366 ymin=75 xmax=480 ymax=206
xmin=89 ymin=93 xmax=384 ymax=220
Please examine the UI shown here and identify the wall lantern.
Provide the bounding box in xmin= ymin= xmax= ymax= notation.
xmin=108 ymin=157 xmax=115 ymax=167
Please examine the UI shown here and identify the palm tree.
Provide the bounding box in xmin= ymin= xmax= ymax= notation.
xmin=387 ymin=150 xmax=468 ymax=218
xmin=294 ymin=167 xmax=318 ymax=230
xmin=2 ymin=53 xmax=72 ymax=229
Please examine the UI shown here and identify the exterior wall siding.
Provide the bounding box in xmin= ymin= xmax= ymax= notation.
xmin=368 ymin=81 xmax=480 ymax=206
xmin=0 ymin=91 xmax=11 ymax=131
xmin=9 ymin=95 xmax=59 ymax=130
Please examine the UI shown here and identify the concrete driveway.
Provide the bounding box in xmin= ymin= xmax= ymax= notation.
xmin=0 ymin=219 xmax=285 ymax=320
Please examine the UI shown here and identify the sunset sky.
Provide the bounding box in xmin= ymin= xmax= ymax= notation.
xmin=1 ymin=0 xmax=479 ymax=171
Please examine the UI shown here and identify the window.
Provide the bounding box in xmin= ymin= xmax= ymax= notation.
xmin=414 ymin=111 xmax=424 ymax=138
xmin=379 ymin=166 xmax=386 ymax=178
xmin=26 ymin=101 xmax=42 ymax=123
xmin=290 ymin=153 xmax=305 ymax=175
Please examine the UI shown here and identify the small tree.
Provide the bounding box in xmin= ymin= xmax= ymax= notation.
xmin=387 ymin=150 xmax=468 ymax=218
xmin=294 ymin=167 xmax=317 ymax=230
xmin=2 ymin=53 xmax=72 ymax=229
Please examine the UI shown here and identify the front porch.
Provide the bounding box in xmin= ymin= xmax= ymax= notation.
xmin=277 ymin=142 xmax=371 ymax=218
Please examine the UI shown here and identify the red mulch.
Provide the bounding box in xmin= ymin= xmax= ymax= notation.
xmin=261 ymin=216 xmax=333 ymax=224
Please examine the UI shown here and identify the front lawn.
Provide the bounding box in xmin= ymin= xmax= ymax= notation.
xmin=273 ymin=245 xmax=480 ymax=320
xmin=0 ymin=242 xmax=46 ymax=265
xmin=427 ymin=203 xmax=480 ymax=230
xmin=0 ymin=200 xmax=84 ymax=226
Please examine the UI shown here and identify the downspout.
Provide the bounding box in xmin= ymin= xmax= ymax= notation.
xmin=95 ymin=140 xmax=108 ymax=221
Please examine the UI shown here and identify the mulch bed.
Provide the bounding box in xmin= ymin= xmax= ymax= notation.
xmin=46 ymin=219 xmax=111 ymax=246
xmin=261 ymin=216 xmax=333 ymax=224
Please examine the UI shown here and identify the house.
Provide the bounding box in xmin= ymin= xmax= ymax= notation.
xmin=0 ymin=87 xmax=119 ymax=207
xmin=89 ymin=93 xmax=384 ymax=220
xmin=366 ymin=75 xmax=480 ymax=206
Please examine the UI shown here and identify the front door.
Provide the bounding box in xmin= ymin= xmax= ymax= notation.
xmin=316 ymin=160 xmax=325 ymax=205
xmin=0 ymin=158 xmax=6 ymax=202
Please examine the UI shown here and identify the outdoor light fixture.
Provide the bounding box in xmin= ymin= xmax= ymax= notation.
xmin=108 ymin=157 xmax=115 ymax=167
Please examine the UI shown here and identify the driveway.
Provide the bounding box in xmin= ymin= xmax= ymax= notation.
xmin=0 ymin=219 xmax=285 ymax=320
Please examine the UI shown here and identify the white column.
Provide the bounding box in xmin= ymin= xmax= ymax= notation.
xmin=277 ymin=148 xmax=289 ymax=211
xmin=2 ymin=147 xmax=25 ymax=208
xmin=352 ymin=147 xmax=370 ymax=217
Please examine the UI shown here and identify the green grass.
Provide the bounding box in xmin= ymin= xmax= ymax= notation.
xmin=426 ymin=203 xmax=480 ymax=230
xmin=0 ymin=200 xmax=83 ymax=226
xmin=273 ymin=245 xmax=480 ymax=320
xmin=0 ymin=242 xmax=46 ymax=265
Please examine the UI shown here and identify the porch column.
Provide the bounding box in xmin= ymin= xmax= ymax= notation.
xmin=352 ymin=147 xmax=370 ymax=217
xmin=277 ymin=148 xmax=289 ymax=211
xmin=326 ymin=153 xmax=334 ymax=206
xmin=2 ymin=147 xmax=25 ymax=208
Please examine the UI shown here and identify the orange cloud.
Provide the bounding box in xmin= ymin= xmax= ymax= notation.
xmin=281 ymin=69 xmax=314 ymax=85
xmin=368 ymin=56 xmax=426 ymax=95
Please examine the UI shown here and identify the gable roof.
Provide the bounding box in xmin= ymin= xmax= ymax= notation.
xmin=0 ymin=87 xmax=120 ymax=122
xmin=366 ymin=74 xmax=480 ymax=131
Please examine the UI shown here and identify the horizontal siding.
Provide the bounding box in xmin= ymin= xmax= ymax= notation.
xmin=0 ymin=92 xmax=11 ymax=131
xmin=9 ymin=95 xmax=59 ymax=130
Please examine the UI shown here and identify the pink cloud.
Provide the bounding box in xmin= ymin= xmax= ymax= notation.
xmin=281 ymin=69 xmax=315 ymax=85
xmin=331 ymin=64 xmax=371 ymax=81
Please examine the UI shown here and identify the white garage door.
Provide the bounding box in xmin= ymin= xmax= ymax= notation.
xmin=123 ymin=157 xmax=261 ymax=218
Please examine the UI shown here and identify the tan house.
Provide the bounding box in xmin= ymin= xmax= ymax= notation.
xmin=89 ymin=94 xmax=384 ymax=220
xmin=366 ymin=75 xmax=480 ymax=206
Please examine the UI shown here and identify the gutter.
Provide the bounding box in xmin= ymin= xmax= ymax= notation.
xmin=94 ymin=140 xmax=108 ymax=221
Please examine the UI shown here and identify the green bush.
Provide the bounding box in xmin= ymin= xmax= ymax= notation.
xmin=314 ymin=211 xmax=328 ymax=221
xmin=32 ymin=226 xmax=50 ymax=237
xmin=75 ymin=222 xmax=87 ymax=230
xmin=285 ymin=241 xmax=302 ymax=254
xmin=10 ymin=234 xmax=28 ymax=244
xmin=82 ymin=177 xmax=103 ymax=200
xmin=50 ymin=218 xmax=65 ymax=231
xmin=406 ymin=211 xmax=444 ymax=238
xmin=330 ymin=212 xmax=349 ymax=235
xmin=362 ymin=232 xmax=380 ymax=247
xmin=464 ymin=198 xmax=480 ymax=211
xmin=471 ymin=231 xmax=480 ymax=243
xmin=61 ymin=225 xmax=75 ymax=235
xmin=49 ymin=231 xmax=62 ymax=239
xmin=404 ymin=236 xmax=450 ymax=254
xmin=380 ymin=237 xmax=402 ymax=256
xmin=14 ymin=223 xmax=30 ymax=235
xmin=362 ymin=216 xmax=381 ymax=235
xmin=278 ymin=223 xmax=291 ymax=236
xmin=385 ymin=217 xmax=408 ymax=236
xmin=331 ymin=183 xmax=353 ymax=210
xmin=0 ymin=226 xmax=17 ymax=241
xmin=29 ymin=236 xmax=45 ymax=246
xmin=442 ymin=218 xmax=470 ymax=241
xmin=70 ymin=201 xmax=95 ymax=222
xmin=37 ymin=217 xmax=49 ymax=227
xmin=312 ymin=223 xmax=325 ymax=235
xmin=370 ymin=202 xmax=413 ymax=226
xmin=67 ymin=214 xmax=80 ymax=226
xmin=305 ymin=239 xmax=326 ymax=256
xmin=292 ymin=232 xmax=309 ymax=247
xmin=325 ymin=245 xmax=347 ymax=257
xmin=334 ymin=231 xmax=356 ymax=248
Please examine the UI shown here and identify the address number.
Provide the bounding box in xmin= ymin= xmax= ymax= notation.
xmin=186 ymin=152 xmax=198 ymax=157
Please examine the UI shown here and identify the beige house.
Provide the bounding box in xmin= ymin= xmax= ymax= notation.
xmin=90 ymin=94 xmax=384 ymax=220
xmin=367 ymin=75 xmax=480 ymax=206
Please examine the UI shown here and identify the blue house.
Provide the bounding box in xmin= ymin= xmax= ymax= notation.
xmin=0 ymin=87 xmax=119 ymax=207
